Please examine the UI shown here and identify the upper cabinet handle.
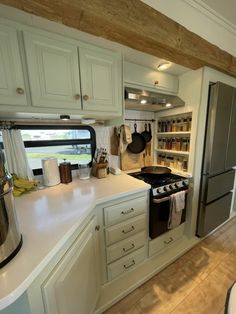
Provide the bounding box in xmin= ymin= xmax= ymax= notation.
xmin=16 ymin=88 xmax=24 ymax=95
xmin=83 ymin=95 xmax=89 ymax=101
xmin=74 ymin=94 xmax=81 ymax=100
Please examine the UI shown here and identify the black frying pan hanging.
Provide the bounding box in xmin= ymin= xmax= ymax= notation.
xmin=141 ymin=123 xmax=152 ymax=143
xmin=127 ymin=123 xmax=146 ymax=154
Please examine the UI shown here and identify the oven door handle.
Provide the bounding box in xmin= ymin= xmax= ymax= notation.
xmin=152 ymin=196 xmax=170 ymax=204
xmin=153 ymin=189 xmax=189 ymax=204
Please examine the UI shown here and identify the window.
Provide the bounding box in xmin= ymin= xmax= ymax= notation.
xmin=0 ymin=125 xmax=96 ymax=175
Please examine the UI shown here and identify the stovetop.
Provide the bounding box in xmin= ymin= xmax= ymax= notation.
xmin=129 ymin=171 xmax=189 ymax=196
xmin=129 ymin=171 xmax=185 ymax=188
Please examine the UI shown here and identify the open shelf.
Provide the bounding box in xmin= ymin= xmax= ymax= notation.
xmin=155 ymin=149 xmax=190 ymax=156
xmin=157 ymin=131 xmax=191 ymax=136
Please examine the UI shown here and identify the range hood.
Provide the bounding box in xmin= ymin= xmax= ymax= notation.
xmin=125 ymin=87 xmax=185 ymax=112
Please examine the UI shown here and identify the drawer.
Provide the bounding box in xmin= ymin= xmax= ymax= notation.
xmin=104 ymin=195 xmax=147 ymax=226
xmin=107 ymin=246 xmax=146 ymax=281
xmin=106 ymin=231 xmax=146 ymax=264
xmin=105 ymin=214 xmax=146 ymax=246
xmin=149 ymin=224 xmax=185 ymax=257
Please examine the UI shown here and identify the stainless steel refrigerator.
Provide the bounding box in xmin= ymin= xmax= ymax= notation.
xmin=196 ymin=82 xmax=236 ymax=237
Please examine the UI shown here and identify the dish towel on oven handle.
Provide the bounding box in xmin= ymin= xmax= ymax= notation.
xmin=168 ymin=190 xmax=186 ymax=229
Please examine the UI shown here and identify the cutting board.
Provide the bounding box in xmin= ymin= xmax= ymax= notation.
xmin=120 ymin=141 xmax=153 ymax=171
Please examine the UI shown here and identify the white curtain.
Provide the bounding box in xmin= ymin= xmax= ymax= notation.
xmin=2 ymin=128 xmax=33 ymax=180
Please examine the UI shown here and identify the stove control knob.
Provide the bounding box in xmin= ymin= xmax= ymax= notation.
xmin=164 ymin=185 xmax=170 ymax=192
xmin=176 ymin=181 xmax=183 ymax=188
xmin=171 ymin=184 xmax=176 ymax=190
xmin=169 ymin=184 xmax=174 ymax=190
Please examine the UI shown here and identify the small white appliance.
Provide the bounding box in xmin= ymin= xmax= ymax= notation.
xmin=42 ymin=157 xmax=60 ymax=186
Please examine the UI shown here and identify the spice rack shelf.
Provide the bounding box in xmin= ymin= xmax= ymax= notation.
xmin=156 ymin=112 xmax=192 ymax=172
xmin=155 ymin=149 xmax=190 ymax=156
xmin=156 ymin=132 xmax=191 ymax=136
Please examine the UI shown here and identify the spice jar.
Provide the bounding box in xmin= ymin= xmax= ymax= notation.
xmin=169 ymin=157 xmax=175 ymax=168
xmin=188 ymin=117 xmax=192 ymax=131
xmin=167 ymin=120 xmax=171 ymax=132
xmin=171 ymin=137 xmax=176 ymax=151
xmin=182 ymin=158 xmax=188 ymax=172
xmin=158 ymin=121 xmax=162 ymax=132
xmin=162 ymin=138 xmax=166 ymax=149
xmin=158 ymin=138 xmax=163 ymax=149
xmin=176 ymin=137 xmax=181 ymax=151
xmin=176 ymin=119 xmax=181 ymax=131
xmin=166 ymin=138 xmax=171 ymax=150
xmin=181 ymin=138 xmax=188 ymax=151
xmin=172 ymin=119 xmax=177 ymax=132
xmin=182 ymin=118 xmax=188 ymax=131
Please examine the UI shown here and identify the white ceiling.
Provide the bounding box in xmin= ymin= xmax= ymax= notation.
xmin=198 ymin=0 xmax=236 ymax=26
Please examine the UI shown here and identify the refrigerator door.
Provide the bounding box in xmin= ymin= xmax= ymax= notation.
xmin=197 ymin=193 xmax=232 ymax=237
xmin=202 ymin=82 xmax=234 ymax=176
xmin=226 ymin=90 xmax=236 ymax=169
xmin=206 ymin=170 xmax=235 ymax=203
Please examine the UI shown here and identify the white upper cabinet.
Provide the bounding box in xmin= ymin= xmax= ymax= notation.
xmin=124 ymin=61 xmax=178 ymax=94
xmin=79 ymin=47 xmax=122 ymax=113
xmin=23 ymin=31 xmax=82 ymax=109
xmin=0 ymin=24 xmax=27 ymax=106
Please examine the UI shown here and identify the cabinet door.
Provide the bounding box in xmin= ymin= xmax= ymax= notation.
xmin=42 ymin=217 xmax=100 ymax=314
xmin=79 ymin=47 xmax=122 ymax=113
xmin=0 ymin=24 xmax=27 ymax=106
xmin=226 ymin=91 xmax=236 ymax=168
xmin=23 ymin=31 xmax=81 ymax=109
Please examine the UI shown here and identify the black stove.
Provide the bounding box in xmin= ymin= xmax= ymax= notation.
xmin=129 ymin=170 xmax=189 ymax=197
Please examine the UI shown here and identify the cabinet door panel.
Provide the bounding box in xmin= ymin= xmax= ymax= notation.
xmin=0 ymin=24 xmax=27 ymax=106
xmin=42 ymin=217 xmax=99 ymax=314
xmin=79 ymin=47 xmax=121 ymax=113
xmin=23 ymin=31 xmax=81 ymax=109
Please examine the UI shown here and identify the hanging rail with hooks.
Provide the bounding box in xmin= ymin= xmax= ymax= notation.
xmin=125 ymin=118 xmax=156 ymax=122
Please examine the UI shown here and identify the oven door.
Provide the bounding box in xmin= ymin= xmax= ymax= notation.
xmin=149 ymin=189 xmax=188 ymax=239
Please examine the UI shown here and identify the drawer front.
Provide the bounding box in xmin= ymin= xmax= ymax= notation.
xmin=106 ymin=231 xmax=146 ymax=264
xmin=107 ymin=246 xmax=146 ymax=281
xmin=104 ymin=195 xmax=147 ymax=226
xmin=149 ymin=224 xmax=185 ymax=257
xmin=105 ymin=214 xmax=146 ymax=246
xmin=207 ymin=170 xmax=235 ymax=203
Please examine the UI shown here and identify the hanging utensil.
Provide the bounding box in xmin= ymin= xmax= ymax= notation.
xmin=127 ymin=123 xmax=146 ymax=154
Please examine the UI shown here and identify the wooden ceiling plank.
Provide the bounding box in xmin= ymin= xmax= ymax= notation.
xmin=1 ymin=0 xmax=236 ymax=76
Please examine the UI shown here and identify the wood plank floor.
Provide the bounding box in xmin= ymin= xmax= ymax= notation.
xmin=104 ymin=217 xmax=236 ymax=314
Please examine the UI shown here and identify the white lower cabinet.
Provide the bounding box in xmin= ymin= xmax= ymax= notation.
xmin=42 ymin=216 xmax=100 ymax=314
xmin=102 ymin=192 xmax=149 ymax=282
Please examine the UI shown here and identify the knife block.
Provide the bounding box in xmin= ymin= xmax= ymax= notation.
xmin=92 ymin=162 xmax=108 ymax=178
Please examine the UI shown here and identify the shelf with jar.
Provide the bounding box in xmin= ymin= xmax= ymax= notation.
xmin=157 ymin=136 xmax=190 ymax=153
xmin=155 ymin=149 xmax=189 ymax=156
xmin=157 ymin=114 xmax=192 ymax=133
xmin=156 ymin=154 xmax=189 ymax=172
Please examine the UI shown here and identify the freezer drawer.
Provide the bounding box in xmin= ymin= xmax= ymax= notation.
xmin=206 ymin=170 xmax=235 ymax=203
xmin=197 ymin=193 xmax=232 ymax=237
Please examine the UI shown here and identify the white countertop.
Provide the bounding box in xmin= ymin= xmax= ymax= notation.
xmin=0 ymin=173 xmax=149 ymax=310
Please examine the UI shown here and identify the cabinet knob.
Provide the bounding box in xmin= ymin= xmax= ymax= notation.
xmin=16 ymin=87 xmax=24 ymax=95
xmin=95 ymin=225 xmax=100 ymax=231
xmin=74 ymin=94 xmax=81 ymax=100
xmin=83 ymin=95 xmax=89 ymax=101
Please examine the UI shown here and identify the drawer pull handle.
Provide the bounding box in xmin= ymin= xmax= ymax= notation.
xmin=123 ymin=243 xmax=135 ymax=252
xmin=121 ymin=208 xmax=134 ymax=215
xmin=164 ymin=237 xmax=174 ymax=244
xmin=124 ymin=259 xmax=135 ymax=269
xmin=122 ymin=226 xmax=135 ymax=234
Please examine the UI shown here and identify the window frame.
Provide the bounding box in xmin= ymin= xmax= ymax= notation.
xmin=15 ymin=124 xmax=96 ymax=175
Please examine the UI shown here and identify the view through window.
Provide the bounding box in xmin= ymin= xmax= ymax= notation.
xmin=0 ymin=126 xmax=96 ymax=175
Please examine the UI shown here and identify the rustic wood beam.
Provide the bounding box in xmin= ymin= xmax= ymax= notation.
xmin=1 ymin=0 xmax=236 ymax=77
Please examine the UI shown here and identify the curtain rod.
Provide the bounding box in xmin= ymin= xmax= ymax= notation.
xmin=125 ymin=118 xmax=156 ymax=122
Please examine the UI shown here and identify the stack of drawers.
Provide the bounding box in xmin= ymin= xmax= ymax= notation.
xmin=103 ymin=194 xmax=148 ymax=281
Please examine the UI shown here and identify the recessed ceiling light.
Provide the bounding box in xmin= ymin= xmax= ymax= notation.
xmin=157 ymin=62 xmax=172 ymax=71
xmin=140 ymin=99 xmax=147 ymax=104
xmin=166 ymin=103 xmax=172 ymax=108
xmin=60 ymin=114 xmax=70 ymax=120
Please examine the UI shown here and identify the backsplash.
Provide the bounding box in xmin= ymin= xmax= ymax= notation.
xmin=93 ymin=110 xmax=155 ymax=169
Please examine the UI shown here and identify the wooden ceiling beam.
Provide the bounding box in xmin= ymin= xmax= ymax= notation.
xmin=1 ymin=0 xmax=236 ymax=77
